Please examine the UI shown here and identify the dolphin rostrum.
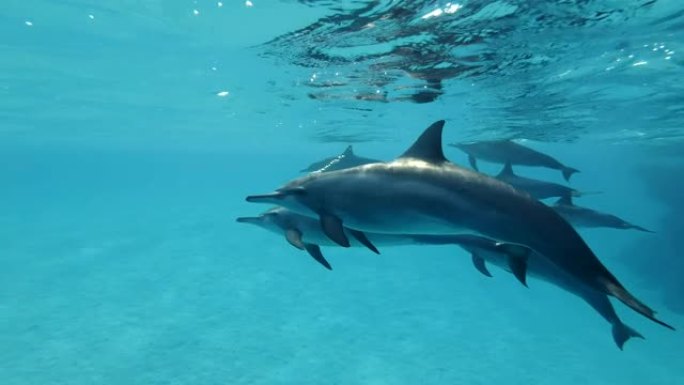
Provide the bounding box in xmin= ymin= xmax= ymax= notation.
xmin=552 ymin=196 xmax=655 ymax=233
xmin=496 ymin=162 xmax=594 ymax=201
xmin=237 ymin=207 xmax=643 ymax=349
xmin=449 ymin=139 xmax=580 ymax=181
xmin=300 ymin=145 xmax=381 ymax=173
xmin=246 ymin=120 xmax=673 ymax=330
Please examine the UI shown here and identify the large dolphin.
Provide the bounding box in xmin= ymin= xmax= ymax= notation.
xmin=237 ymin=207 xmax=643 ymax=349
xmin=300 ymin=145 xmax=381 ymax=173
xmin=496 ymin=162 xmax=593 ymax=201
xmin=552 ymin=196 xmax=655 ymax=233
xmin=246 ymin=120 xmax=673 ymax=330
xmin=449 ymin=139 xmax=580 ymax=181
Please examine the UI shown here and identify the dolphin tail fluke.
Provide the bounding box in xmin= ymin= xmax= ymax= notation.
xmin=562 ymin=166 xmax=580 ymax=182
xmin=468 ymin=155 xmax=479 ymax=171
xmin=612 ymin=322 xmax=644 ymax=350
xmin=603 ymin=279 xmax=676 ymax=331
xmin=349 ymin=229 xmax=380 ymax=254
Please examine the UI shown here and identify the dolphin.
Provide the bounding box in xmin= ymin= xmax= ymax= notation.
xmin=236 ymin=206 xmax=529 ymax=285
xmin=300 ymin=145 xmax=382 ymax=173
xmin=552 ymin=196 xmax=655 ymax=233
xmin=449 ymin=139 xmax=580 ymax=181
xmin=496 ymin=162 xmax=594 ymax=201
xmin=246 ymin=120 xmax=673 ymax=330
xmin=237 ymin=207 xmax=643 ymax=349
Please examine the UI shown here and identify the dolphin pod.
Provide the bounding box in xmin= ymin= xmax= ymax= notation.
xmin=243 ymin=120 xmax=674 ymax=348
xmin=237 ymin=207 xmax=644 ymax=349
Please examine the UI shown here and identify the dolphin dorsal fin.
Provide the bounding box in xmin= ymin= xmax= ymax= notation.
xmin=398 ymin=120 xmax=447 ymax=163
xmin=343 ymin=145 xmax=354 ymax=156
xmin=497 ymin=162 xmax=515 ymax=177
xmin=556 ymin=195 xmax=574 ymax=206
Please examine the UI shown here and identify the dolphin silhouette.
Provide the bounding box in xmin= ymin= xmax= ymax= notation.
xmin=553 ymin=196 xmax=655 ymax=233
xmin=300 ymin=145 xmax=381 ymax=173
xmin=496 ymin=162 xmax=596 ymax=201
xmin=450 ymin=139 xmax=580 ymax=181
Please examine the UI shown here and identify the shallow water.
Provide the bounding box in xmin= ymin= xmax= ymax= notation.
xmin=2 ymin=1 xmax=684 ymax=384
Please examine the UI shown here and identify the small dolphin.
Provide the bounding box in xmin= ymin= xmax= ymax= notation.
xmin=496 ymin=162 xmax=593 ymax=201
xmin=236 ymin=207 xmax=529 ymax=285
xmin=450 ymin=139 xmax=580 ymax=181
xmin=300 ymin=145 xmax=381 ymax=173
xmin=552 ymin=196 xmax=655 ymax=233
xmin=237 ymin=207 xmax=643 ymax=349
xmin=246 ymin=120 xmax=673 ymax=330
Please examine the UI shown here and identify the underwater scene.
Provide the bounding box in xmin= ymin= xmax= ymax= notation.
xmin=2 ymin=1 xmax=684 ymax=384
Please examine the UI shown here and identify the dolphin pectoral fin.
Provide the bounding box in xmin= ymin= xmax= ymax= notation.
xmin=320 ymin=214 xmax=350 ymax=247
xmin=612 ymin=322 xmax=644 ymax=350
xmin=495 ymin=243 xmax=531 ymax=287
xmin=471 ymin=253 xmax=493 ymax=278
xmin=304 ymin=243 xmax=333 ymax=270
xmin=285 ymin=229 xmax=305 ymax=250
xmin=468 ymin=155 xmax=478 ymax=171
xmin=349 ymin=229 xmax=380 ymax=254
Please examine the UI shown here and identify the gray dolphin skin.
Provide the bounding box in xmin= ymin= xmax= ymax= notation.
xmin=236 ymin=206 xmax=529 ymax=285
xmin=237 ymin=207 xmax=642 ymax=349
xmin=449 ymin=139 xmax=580 ymax=181
xmin=496 ymin=162 xmax=585 ymax=200
xmin=552 ymin=196 xmax=655 ymax=233
xmin=300 ymin=145 xmax=381 ymax=173
xmin=421 ymin=233 xmax=644 ymax=350
xmin=245 ymin=120 xmax=674 ymax=330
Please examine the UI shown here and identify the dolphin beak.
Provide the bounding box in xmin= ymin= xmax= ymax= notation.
xmin=245 ymin=192 xmax=283 ymax=203
xmin=236 ymin=216 xmax=261 ymax=224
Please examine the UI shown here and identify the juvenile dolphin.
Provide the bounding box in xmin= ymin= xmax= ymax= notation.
xmin=300 ymin=145 xmax=381 ymax=173
xmin=246 ymin=120 xmax=673 ymax=330
xmin=496 ymin=162 xmax=591 ymax=201
xmin=449 ymin=139 xmax=580 ymax=181
xmin=236 ymin=206 xmax=529 ymax=285
xmin=552 ymin=196 xmax=655 ymax=233
xmin=237 ymin=207 xmax=643 ymax=349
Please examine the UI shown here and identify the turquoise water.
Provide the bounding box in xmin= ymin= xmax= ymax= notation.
xmin=2 ymin=1 xmax=684 ymax=384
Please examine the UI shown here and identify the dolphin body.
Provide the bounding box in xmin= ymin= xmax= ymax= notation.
xmin=246 ymin=120 xmax=673 ymax=331
xmin=237 ymin=207 xmax=643 ymax=349
xmin=449 ymin=139 xmax=580 ymax=181
xmin=496 ymin=162 xmax=587 ymax=201
xmin=236 ymin=206 xmax=529 ymax=285
xmin=553 ymin=196 xmax=655 ymax=233
xmin=300 ymin=145 xmax=381 ymax=173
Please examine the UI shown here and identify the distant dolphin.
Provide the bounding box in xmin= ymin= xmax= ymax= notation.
xmin=496 ymin=162 xmax=594 ymax=201
xmin=450 ymin=139 xmax=580 ymax=181
xmin=552 ymin=196 xmax=655 ymax=233
xmin=300 ymin=145 xmax=381 ymax=173
xmin=246 ymin=120 xmax=673 ymax=330
xmin=237 ymin=207 xmax=643 ymax=349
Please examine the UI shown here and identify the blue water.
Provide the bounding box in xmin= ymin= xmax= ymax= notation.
xmin=2 ymin=1 xmax=684 ymax=384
